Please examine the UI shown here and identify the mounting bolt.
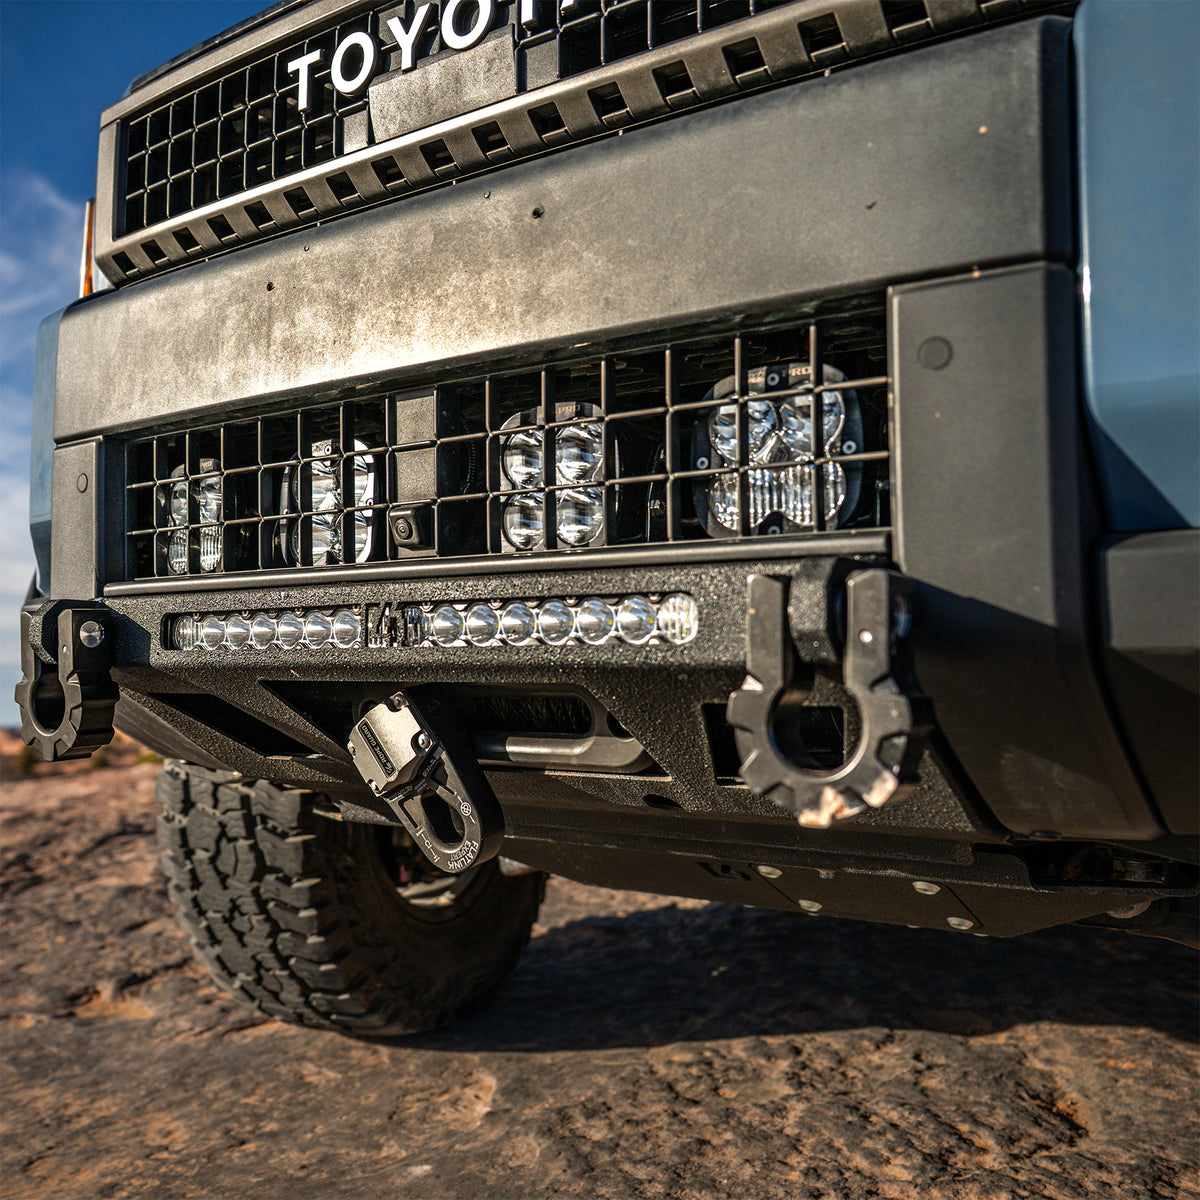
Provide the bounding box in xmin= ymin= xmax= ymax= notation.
xmin=415 ymin=732 xmax=432 ymax=751
xmin=946 ymin=916 xmax=974 ymax=931
xmin=348 ymin=741 xmax=356 ymax=755
xmin=913 ymin=881 xmax=940 ymax=895
xmin=755 ymin=864 xmax=782 ymax=879
xmin=858 ymin=629 xmax=874 ymax=644
xmin=798 ymin=899 xmax=822 ymax=914
xmin=78 ymin=621 xmax=104 ymax=648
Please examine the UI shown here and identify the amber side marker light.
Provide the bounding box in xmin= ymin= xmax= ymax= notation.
xmin=79 ymin=198 xmax=95 ymax=298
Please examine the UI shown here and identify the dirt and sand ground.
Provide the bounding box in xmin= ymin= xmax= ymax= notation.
xmin=2 ymin=756 xmax=1197 ymax=1199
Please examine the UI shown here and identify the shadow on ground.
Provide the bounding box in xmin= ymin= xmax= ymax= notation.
xmin=415 ymin=903 xmax=1199 ymax=1053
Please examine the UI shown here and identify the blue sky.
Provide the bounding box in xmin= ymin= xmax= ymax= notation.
xmin=0 ymin=1 xmax=262 ymax=726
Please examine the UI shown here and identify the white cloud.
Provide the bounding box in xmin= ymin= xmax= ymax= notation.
xmin=0 ymin=170 xmax=81 ymax=379
xmin=0 ymin=170 xmax=81 ymax=727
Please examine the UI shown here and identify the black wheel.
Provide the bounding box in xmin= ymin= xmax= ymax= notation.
xmin=156 ymin=761 xmax=545 ymax=1036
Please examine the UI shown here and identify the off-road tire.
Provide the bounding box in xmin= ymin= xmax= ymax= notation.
xmin=156 ymin=761 xmax=545 ymax=1036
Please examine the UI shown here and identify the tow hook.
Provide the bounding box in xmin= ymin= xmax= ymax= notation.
xmin=14 ymin=602 xmax=118 ymax=762
xmin=348 ymin=693 xmax=504 ymax=873
xmin=727 ymin=571 xmax=931 ymax=828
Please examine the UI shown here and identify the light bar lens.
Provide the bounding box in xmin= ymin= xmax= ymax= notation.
xmin=251 ymin=615 xmax=276 ymax=648
xmin=304 ymin=611 xmax=333 ymax=647
xmin=616 ymin=596 xmax=656 ymax=644
xmin=276 ymin=612 xmax=304 ymax=649
xmin=500 ymin=602 xmax=537 ymax=645
xmin=536 ymin=600 xmax=574 ymax=645
xmin=465 ymin=604 xmax=499 ymax=645
xmin=225 ymin=614 xmax=251 ymax=648
xmin=332 ymin=609 xmax=361 ymax=647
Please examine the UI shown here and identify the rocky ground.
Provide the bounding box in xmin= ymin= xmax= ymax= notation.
xmin=2 ymin=761 xmax=1197 ymax=1200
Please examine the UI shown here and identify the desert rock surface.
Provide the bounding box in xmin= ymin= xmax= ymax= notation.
xmin=2 ymin=762 xmax=1197 ymax=1199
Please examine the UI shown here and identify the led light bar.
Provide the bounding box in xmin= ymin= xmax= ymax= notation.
xmin=402 ymin=594 xmax=698 ymax=648
xmin=170 ymin=595 xmax=698 ymax=652
xmin=173 ymin=607 xmax=361 ymax=651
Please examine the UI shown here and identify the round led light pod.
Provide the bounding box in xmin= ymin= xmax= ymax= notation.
xmin=304 ymin=611 xmax=333 ymax=648
xmin=616 ymin=596 xmax=657 ymax=645
xmin=200 ymin=615 xmax=226 ymax=650
xmin=276 ymin=612 xmax=304 ymax=649
xmin=465 ymin=604 xmax=499 ymax=645
xmin=575 ymin=598 xmax=615 ymax=645
xmin=250 ymin=614 xmax=277 ymax=648
xmin=224 ymin=614 xmax=251 ymax=649
xmin=431 ymin=605 xmax=464 ymax=646
xmin=537 ymin=600 xmax=574 ymax=645
xmin=174 ymin=615 xmax=201 ymax=651
xmin=499 ymin=601 xmax=536 ymax=645
xmin=331 ymin=609 xmax=360 ymax=648
xmin=656 ymin=594 xmax=698 ymax=645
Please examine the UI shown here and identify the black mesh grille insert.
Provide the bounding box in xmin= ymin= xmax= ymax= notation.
xmin=122 ymin=8 xmax=374 ymax=236
xmin=121 ymin=299 xmax=890 ymax=580
xmin=119 ymin=0 xmax=798 ymax=238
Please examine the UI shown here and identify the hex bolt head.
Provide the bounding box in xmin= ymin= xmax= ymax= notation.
xmin=798 ymin=899 xmax=823 ymax=914
xmin=946 ymin=917 xmax=974 ymax=931
xmin=78 ymin=621 xmax=104 ymax=648
xmin=755 ymin=864 xmax=782 ymax=879
xmin=913 ymin=881 xmax=940 ymax=895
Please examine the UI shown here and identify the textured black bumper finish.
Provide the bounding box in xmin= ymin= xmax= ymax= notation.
xmin=54 ymin=18 xmax=1072 ymax=442
xmin=1100 ymin=529 xmax=1200 ymax=834
xmin=891 ymin=263 xmax=1159 ymax=842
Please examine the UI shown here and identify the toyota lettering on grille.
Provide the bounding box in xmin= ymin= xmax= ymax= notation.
xmin=289 ymin=0 xmax=583 ymax=112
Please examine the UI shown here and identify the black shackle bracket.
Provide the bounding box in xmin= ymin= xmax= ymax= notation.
xmin=727 ymin=571 xmax=931 ymax=828
xmin=348 ymin=693 xmax=504 ymax=873
xmin=15 ymin=602 xmax=118 ymax=762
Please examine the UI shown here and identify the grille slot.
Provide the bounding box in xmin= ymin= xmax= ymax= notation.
xmin=121 ymin=301 xmax=889 ymax=581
